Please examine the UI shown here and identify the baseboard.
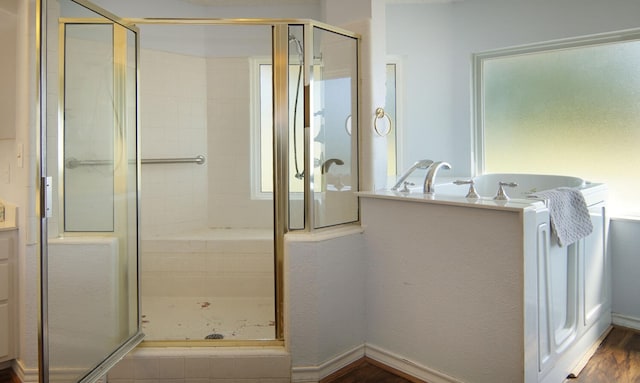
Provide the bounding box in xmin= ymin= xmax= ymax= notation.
xmin=365 ymin=343 xmax=462 ymax=383
xmin=568 ymin=325 xmax=612 ymax=378
xmin=13 ymin=359 xmax=39 ymax=383
xmin=291 ymin=344 xmax=365 ymax=383
xmin=612 ymin=313 xmax=640 ymax=331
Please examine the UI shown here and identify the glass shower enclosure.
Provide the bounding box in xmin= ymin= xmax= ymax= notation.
xmin=40 ymin=0 xmax=360 ymax=381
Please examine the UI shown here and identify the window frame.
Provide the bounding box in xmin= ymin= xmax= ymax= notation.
xmin=472 ymin=28 xmax=640 ymax=217
xmin=250 ymin=56 xmax=306 ymax=200
xmin=472 ymin=28 xmax=640 ymax=176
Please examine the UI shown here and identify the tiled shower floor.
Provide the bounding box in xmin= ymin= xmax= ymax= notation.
xmin=141 ymin=296 xmax=276 ymax=341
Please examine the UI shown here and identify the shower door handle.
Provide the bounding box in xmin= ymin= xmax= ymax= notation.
xmin=42 ymin=176 xmax=53 ymax=218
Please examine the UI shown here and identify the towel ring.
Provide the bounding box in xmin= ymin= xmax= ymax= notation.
xmin=345 ymin=115 xmax=352 ymax=136
xmin=373 ymin=107 xmax=392 ymax=137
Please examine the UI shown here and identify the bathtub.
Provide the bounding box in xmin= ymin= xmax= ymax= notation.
xmin=454 ymin=173 xmax=585 ymax=198
xmin=361 ymin=172 xmax=610 ymax=383
xmin=393 ymin=172 xmax=605 ymax=207
xmin=140 ymin=228 xmax=276 ymax=341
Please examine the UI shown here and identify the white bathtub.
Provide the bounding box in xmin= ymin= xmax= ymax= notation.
xmin=373 ymin=173 xmax=610 ymax=383
xmin=397 ymin=172 xmax=605 ymax=207
xmin=140 ymin=228 xmax=275 ymax=341
xmin=469 ymin=173 xmax=585 ymax=198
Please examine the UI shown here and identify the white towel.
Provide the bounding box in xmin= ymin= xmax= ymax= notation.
xmin=530 ymin=187 xmax=593 ymax=247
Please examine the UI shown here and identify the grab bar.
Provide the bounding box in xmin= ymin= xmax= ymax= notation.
xmin=142 ymin=155 xmax=206 ymax=165
xmin=65 ymin=155 xmax=206 ymax=169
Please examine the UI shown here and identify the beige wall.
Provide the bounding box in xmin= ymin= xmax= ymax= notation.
xmin=0 ymin=4 xmax=17 ymax=141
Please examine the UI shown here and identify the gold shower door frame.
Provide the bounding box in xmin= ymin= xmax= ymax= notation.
xmin=41 ymin=8 xmax=360 ymax=382
xmin=121 ymin=18 xmax=359 ymax=346
xmin=40 ymin=0 xmax=144 ymax=381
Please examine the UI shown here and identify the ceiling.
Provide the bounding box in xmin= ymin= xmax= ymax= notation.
xmin=182 ymin=0 xmax=319 ymax=5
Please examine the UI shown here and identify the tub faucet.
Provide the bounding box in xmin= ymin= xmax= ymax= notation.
xmin=391 ymin=159 xmax=434 ymax=190
xmin=423 ymin=161 xmax=451 ymax=194
xmin=321 ymin=158 xmax=344 ymax=174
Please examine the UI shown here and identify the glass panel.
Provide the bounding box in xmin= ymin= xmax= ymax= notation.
xmin=259 ymin=62 xmax=306 ymax=196
xmin=288 ymin=25 xmax=305 ymax=230
xmin=63 ymin=24 xmax=115 ymax=232
xmin=45 ymin=0 xmax=141 ymax=381
xmin=135 ymin=23 xmax=275 ymax=341
xmin=481 ymin=39 xmax=640 ymax=215
xmin=312 ymin=27 xmax=359 ymax=228
xmin=124 ymin=27 xmax=139 ymax=337
xmin=259 ymin=63 xmax=273 ymax=193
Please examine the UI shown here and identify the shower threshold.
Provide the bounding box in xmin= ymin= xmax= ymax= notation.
xmin=141 ymin=296 xmax=275 ymax=341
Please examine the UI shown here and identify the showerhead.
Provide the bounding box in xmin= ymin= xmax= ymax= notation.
xmin=288 ymin=33 xmax=304 ymax=57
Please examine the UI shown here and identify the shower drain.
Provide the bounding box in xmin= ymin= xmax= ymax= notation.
xmin=205 ymin=333 xmax=224 ymax=340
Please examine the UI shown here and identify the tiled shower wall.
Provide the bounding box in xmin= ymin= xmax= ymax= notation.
xmin=206 ymin=57 xmax=273 ymax=229
xmin=140 ymin=49 xmax=208 ymax=237
xmin=140 ymin=51 xmax=273 ymax=237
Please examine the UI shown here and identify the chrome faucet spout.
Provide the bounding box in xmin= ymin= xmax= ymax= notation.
xmin=391 ymin=159 xmax=434 ymax=190
xmin=321 ymin=158 xmax=344 ymax=174
xmin=423 ymin=161 xmax=451 ymax=194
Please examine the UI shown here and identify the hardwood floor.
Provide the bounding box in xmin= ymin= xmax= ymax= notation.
xmin=0 ymin=368 xmax=19 ymax=383
xmin=325 ymin=327 xmax=640 ymax=383
xmin=1 ymin=327 xmax=638 ymax=383
xmin=569 ymin=326 xmax=640 ymax=383
xmin=321 ymin=358 xmax=425 ymax=383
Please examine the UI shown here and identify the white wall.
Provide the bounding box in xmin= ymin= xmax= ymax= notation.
xmin=386 ymin=0 xmax=640 ymax=328
xmin=609 ymin=219 xmax=640 ymax=329
xmin=0 ymin=0 xmax=42 ymax=378
xmin=361 ymin=197 xmax=525 ymax=383
xmin=286 ymin=231 xmax=366 ymax=381
xmin=0 ymin=5 xmax=17 ymax=141
xmin=387 ymin=0 xmax=640 ymax=177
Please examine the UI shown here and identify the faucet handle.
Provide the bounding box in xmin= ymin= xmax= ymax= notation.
xmin=494 ymin=181 xmax=518 ymax=201
xmin=400 ymin=181 xmax=415 ymax=193
xmin=454 ymin=180 xmax=480 ymax=199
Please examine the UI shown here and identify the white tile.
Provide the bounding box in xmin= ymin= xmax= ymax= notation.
xmin=209 ymin=356 xmax=289 ymax=379
xmin=157 ymin=357 xmax=185 ymax=379
xmin=108 ymin=358 xmax=135 ymax=379
xmin=133 ymin=357 xmax=159 ymax=379
xmin=185 ymin=379 xmax=209 ymax=383
xmin=185 ymin=357 xmax=210 ymax=378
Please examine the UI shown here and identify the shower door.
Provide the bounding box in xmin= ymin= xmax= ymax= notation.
xmin=41 ymin=1 xmax=143 ymax=383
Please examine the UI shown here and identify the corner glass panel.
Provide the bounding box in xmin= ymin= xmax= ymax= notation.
xmin=288 ymin=25 xmax=305 ymax=230
xmin=311 ymin=27 xmax=358 ymax=228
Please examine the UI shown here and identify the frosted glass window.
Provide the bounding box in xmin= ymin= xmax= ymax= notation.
xmin=480 ymin=38 xmax=640 ymax=216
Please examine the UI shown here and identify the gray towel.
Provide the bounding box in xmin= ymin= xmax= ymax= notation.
xmin=530 ymin=187 xmax=593 ymax=247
